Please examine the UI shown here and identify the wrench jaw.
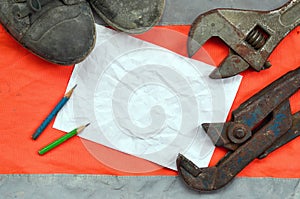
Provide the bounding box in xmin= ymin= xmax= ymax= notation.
xmin=188 ymin=9 xmax=252 ymax=78
xmin=177 ymin=122 xmax=238 ymax=192
xmin=176 ymin=154 xmax=220 ymax=192
xmin=177 ymin=153 xmax=236 ymax=192
xmin=187 ymin=9 xmax=224 ymax=58
xmin=209 ymin=51 xmax=250 ymax=79
xmin=187 ymin=34 xmax=203 ymax=59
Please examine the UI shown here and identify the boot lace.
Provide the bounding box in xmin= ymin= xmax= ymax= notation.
xmin=15 ymin=0 xmax=52 ymax=19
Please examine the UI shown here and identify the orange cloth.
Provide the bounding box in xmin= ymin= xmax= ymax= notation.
xmin=0 ymin=24 xmax=299 ymax=177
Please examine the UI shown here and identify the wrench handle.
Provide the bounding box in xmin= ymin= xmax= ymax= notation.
xmin=279 ymin=0 xmax=300 ymax=27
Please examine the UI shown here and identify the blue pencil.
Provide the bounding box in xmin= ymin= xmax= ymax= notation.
xmin=32 ymin=85 xmax=77 ymax=140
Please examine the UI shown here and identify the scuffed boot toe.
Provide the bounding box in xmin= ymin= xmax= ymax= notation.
xmin=0 ymin=1 xmax=95 ymax=65
xmin=22 ymin=3 xmax=96 ymax=65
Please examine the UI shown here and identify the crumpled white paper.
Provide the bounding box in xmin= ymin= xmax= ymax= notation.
xmin=53 ymin=24 xmax=242 ymax=170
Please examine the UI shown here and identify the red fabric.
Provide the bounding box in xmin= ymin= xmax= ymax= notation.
xmin=0 ymin=24 xmax=299 ymax=177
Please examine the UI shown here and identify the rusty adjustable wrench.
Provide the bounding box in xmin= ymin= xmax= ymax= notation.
xmin=188 ymin=0 xmax=300 ymax=78
xmin=176 ymin=67 xmax=300 ymax=192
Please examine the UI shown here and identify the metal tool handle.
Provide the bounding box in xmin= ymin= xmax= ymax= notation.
xmin=233 ymin=67 xmax=300 ymax=128
xmin=259 ymin=111 xmax=300 ymax=158
xmin=279 ymin=0 xmax=300 ymax=28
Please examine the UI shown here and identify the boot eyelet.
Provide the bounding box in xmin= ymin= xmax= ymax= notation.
xmin=27 ymin=0 xmax=41 ymax=12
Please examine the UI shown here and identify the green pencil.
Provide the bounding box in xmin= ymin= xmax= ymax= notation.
xmin=38 ymin=123 xmax=90 ymax=155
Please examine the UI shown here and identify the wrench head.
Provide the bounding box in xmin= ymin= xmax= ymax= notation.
xmin=188 ymin=9 xmax=252 ymax=78
xmin=187 ymin=7 xmax=278 ymax=78
xmin=188 ymin=0 xmax=300 ymax=79
xmin=209 ymin=51 xmax=250 ymax=79
xmin=187 ymin=9 xmax=223 ymax=58
xmin=176 ymin=154 xmax=218 ymax=192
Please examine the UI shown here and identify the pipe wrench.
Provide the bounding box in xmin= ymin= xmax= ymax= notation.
xmin=188 ymin=0 xmax=300 ymax=78
xmin=177 ymin=67 xmax=300 ymax=192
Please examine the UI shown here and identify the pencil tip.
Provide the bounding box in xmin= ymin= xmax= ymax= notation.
xmin=76 ymin=123 xmax=90 ymax=134
xmin=65 ymin=84 xmax=77 ymax=98
xmin=72 ymin=84 xmax=77 ymax=89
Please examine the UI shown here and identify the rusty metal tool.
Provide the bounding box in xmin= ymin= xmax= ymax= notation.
xmin=176 ymin=67 xmax=300 ymax=192
xmin=188 ymin=0 xmax=300 ymax=79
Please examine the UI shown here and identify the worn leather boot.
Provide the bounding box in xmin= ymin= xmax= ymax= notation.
xmin=0 ymin=0 xmax=96 ymax=65
xmin=89 ymin=0 xmax=165 ymax=34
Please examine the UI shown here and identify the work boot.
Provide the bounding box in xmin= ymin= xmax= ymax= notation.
xmin=0 ymin=0 xmax=96 ymax=65
xmin=89 ymin=0 xmax=165 ymax=34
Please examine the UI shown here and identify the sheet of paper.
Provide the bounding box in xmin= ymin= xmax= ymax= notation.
xmin=53 ymin=24 xmax=242 ymax=170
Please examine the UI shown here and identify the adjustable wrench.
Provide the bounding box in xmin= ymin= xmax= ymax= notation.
xmin=188 ymin=0 xmax=300 ymax=78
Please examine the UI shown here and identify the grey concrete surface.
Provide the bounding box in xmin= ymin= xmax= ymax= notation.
xmin=0 ymin=175 xmax=299 ymax=199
